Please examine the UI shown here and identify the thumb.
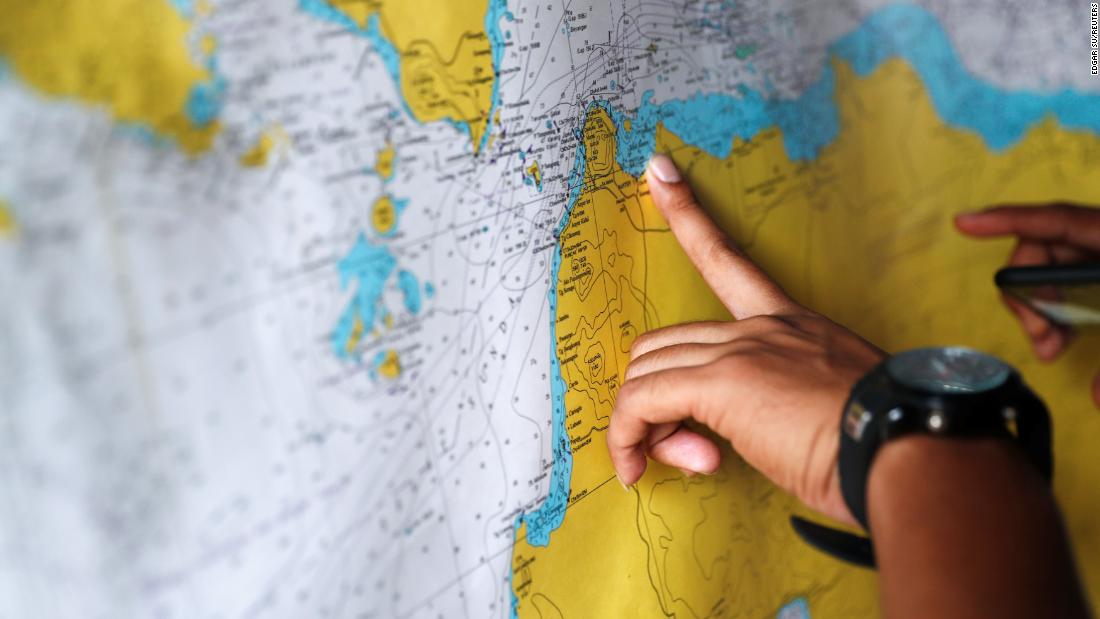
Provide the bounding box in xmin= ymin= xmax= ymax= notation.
xmin=646 ymin=154 xmax=801 ymax=319
xmin=647 ymin=425 xmax=722 ymax=478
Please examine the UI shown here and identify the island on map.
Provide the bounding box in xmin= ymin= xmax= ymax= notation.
xmin=0 ymin=1 xmax=223 ymax=153
xmin=308 ymin=0 xmax=508 ymax=151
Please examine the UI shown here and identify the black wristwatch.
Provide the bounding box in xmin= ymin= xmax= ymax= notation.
xmin=791 ymin=347 xmax=1053 ymax=568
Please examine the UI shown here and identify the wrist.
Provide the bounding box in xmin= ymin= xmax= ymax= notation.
xmin=792 ymin=347 xmax=1054 ymax=569
xmin=865 ymin=435 xmax=1086 ymax=619
xmin=867 ymin=435 xmax=1043 ymax=537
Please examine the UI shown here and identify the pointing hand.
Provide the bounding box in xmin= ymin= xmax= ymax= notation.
xmin=607 ymin=155 xmax=885 ymax=524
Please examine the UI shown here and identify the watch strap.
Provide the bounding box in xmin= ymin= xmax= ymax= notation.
xmin=791 ymin=350 xmax=1053 ymax=569
xmin=790 ymin=515 xmax=875 ymax=568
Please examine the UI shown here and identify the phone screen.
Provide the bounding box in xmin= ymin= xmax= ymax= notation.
xmin=1002 ymin=283 xmax=1100 ymax=326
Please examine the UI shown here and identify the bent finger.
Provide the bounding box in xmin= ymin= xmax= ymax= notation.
xmin=1002 ymin=294 xmax=1070 ymax=361
xmin=626 ymin=342 xmax=733 ymax=381
xmin=626 ymin=316 xmax=805 ymax=380
xmin=630 ymin=321 xmax=737 ymax=360
xmin=1001 ymin=241 xmax=1071 ymax=360
xmin=646 ymin=154 xmax=802 ymax=319
xmin=647 ymin=425 xmax=722 ymax=477
xmin=608 ymin=366 xmax=716 ymax=486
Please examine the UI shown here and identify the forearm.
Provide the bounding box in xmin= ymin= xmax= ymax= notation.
xmin=868 ymin=436 xmax=1091 ymax=619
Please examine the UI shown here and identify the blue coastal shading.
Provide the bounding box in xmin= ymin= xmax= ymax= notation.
xmin=298 ymin=1 xmax=408 ymax=119
xmin=482 ymin=0 xmax=515 ymax=151
xmin=832 ymin=4 xmax=1100 ymax=150
xmin=169 ymin=0 xmax=194 ymax=18
xmin=377 ymin=196 xmax=409 ymax=238
xmin=331 ymin=233 xmax=397 ymax=358
xmin=113 ymin=123 xmax=171 ymax=148
xmin=609 ymin=68 xmax=839 ymax=176
xmin=509 ymin=3 xmax=1100 ymax=610
xmin=300 ymin=0 xmax=512 ymax=151
xmin=169 ymin=0 xmax=227 ymax=129
xmin=298 ymin=0 xmax=360 ymax=30
xmin=186 ymin=76 xmax=226 ymax=127
xmin=369 ymin=349 xmax=389 ymax=380
xmin=508 ymin=118 xmax=588 ymax=618
xmin=523 ymin=169 xmax=543 ymax=192
xmin=511 ymin=140 xmax=588 ymax=550
xmin=778 ymin=597 xmax=811 ymax=619
xmin=364 ymin=14 xmax=402 ymax=90
xmin=607 ymin=3 xmax=1100 ymax=177
xmin=397 ymin=270 xmax=422 ymax=314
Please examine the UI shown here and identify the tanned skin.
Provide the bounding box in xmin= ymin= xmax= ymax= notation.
xmin=607 ymin=154 xmax=1094 ymax=617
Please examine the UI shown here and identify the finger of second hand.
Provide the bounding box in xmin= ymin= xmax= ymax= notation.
xmin=956 ymin=204 xmax=1100 ymax=249
xmin=1001 ymin=294 xmax=1070 ymax=361
xmin=1002 ymin=293 xmax=1054 ymax=340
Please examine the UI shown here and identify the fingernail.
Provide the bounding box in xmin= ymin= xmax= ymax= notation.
xmin=678 ymin=468 xmax=697 ymax=478
xmin=618 ymin=476 xmax=632 ymax=492
xmin=646 ymin=154 xmax=681 ymax=184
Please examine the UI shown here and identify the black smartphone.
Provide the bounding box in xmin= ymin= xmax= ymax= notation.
xmin=995 ymin=264 xmax=1100 ymax=327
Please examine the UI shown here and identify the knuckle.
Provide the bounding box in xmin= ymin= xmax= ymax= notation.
xmin=605 ymin=422 xmax=626 ymax=448
xmin=787 ymin=313 xmax=828 ymax=334
xmin=629 ymin=329 xmax=661 ymax=357
xmin=743 ymin=314 xmax=790 ymax=333
xmin=613 ymin=377 xmax=640 ymax=408
xmin=713 ymin=352 xmax=748 ymax=375
xmin=622 ymin=357 xmax=646 ymax=382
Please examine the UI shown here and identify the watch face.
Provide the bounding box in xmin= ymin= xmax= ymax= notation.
xmin=886 ymin=347 xmax=1011 ymax=395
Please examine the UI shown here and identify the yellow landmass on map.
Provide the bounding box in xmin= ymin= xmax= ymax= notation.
xmin=0 ymin=1 xmax=220 ymax=154
xmin=371 ymin=195 xmax=399 ymax=235
xmin=329 ymin=0 xmax=495 ymax=150
xmin=375 ymin=141 xmax=396 ymax=181
xmin=345 ymin=315 xmax=365 ymax=356
xmin=0 ymin=201 xmax=16 ymax=239
xmin=239 ymin=127 xmax=287 ymax=168
xmin=200 ymin=35 xmax=218 ymax=57
xmin=512 ymin=58 xmax=1100 ymax=617
xmin=377 ymin=349 xmax=402 ymax=379
xmin=526 ymin=160 xmax=542 ymax=190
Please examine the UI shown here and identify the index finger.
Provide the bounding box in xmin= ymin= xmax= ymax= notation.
xmin=645 ymin=154 xmax=802 ymax=319
xmin=954 ymin=204 xmax=1100 ymax=249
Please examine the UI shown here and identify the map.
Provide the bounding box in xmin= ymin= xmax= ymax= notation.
xmin=2 ymin=1 xmax=1100 ymax=617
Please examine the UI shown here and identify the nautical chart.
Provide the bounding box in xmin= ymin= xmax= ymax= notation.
xmin=2 ymin=1 xmax=1100 ymax=617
